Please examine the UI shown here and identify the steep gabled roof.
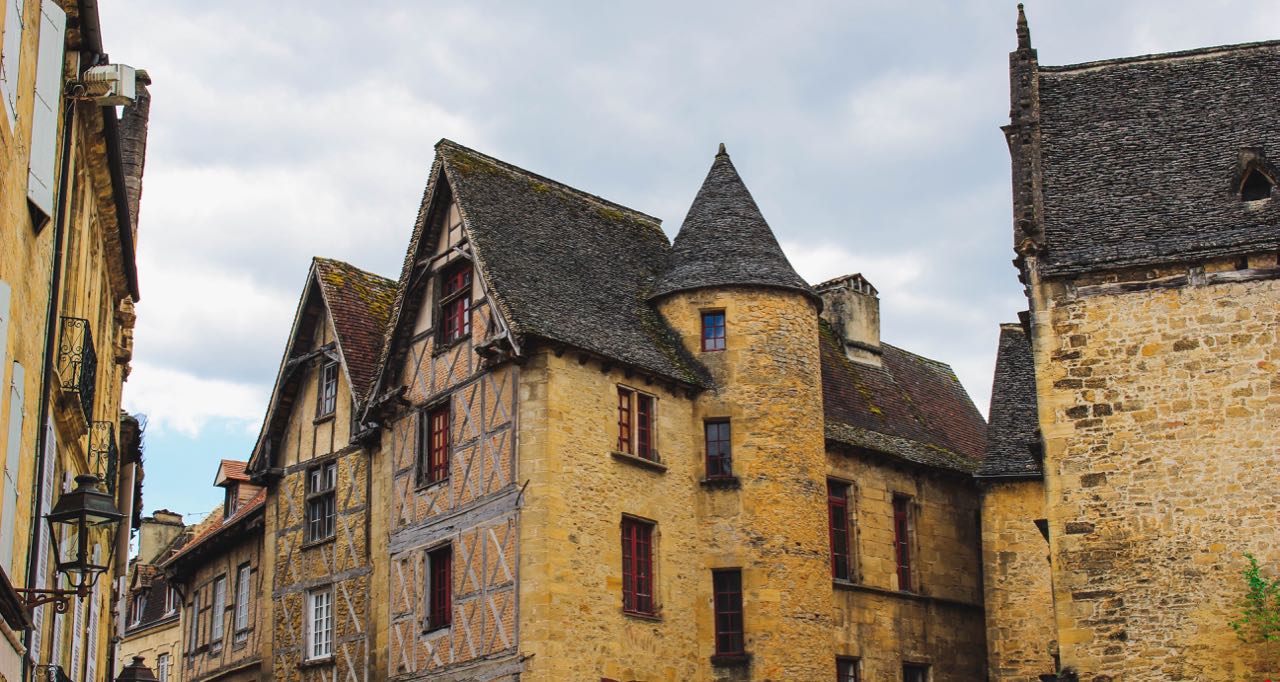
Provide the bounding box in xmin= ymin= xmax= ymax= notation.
xmin=163 ymin=489 xmax=265 ymax=571
xmin=373 ymin=139 xmax=707 ymax=392
xmin=248 ymin=258 xmax=394 ymax=474
xmin=977 ymin=322 xmax=1042 ymax=479
xmin=652 ymin=145 xmax=814 ymax=302
xmin=821 ymin=322 xmax=987 ymax=474
xmin=1035 ymin=40 xmax=1280 ymax=275
xmin=313 ymin=257 xmax=396 ymax=400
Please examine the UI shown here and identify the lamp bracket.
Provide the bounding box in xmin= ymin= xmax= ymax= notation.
xmin=14 ymin=586 xmax=88 ymax=614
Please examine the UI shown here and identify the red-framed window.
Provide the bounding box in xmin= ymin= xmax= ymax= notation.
xmin=438 ymin=261 xmax=472 ymax=345
xmin=893 ymin=495 xmax=913 ymax=592
xmin=828 ymin=480 xmax=851 ymax=580
xmin=902 ymin=663 xmax=929 ymax=682
xmin=704 ymin=420 xmax=732 ymax=478
xmin=621 ymin=517 xmax=655 ymax=615
xmin=427 ymin=544 xmax=452 ymax=630
xmin=701 ymin=311 xmax=726 ymax=351
xmin=417 ymin=404 xmax=451 ymax=486
xmin=712 ymin=569 xmax=744 ymax=656
xmin=837 ymin=657 xmax=860 ymax=682
xmin=617 ymin=387 xmax=657 ymax=460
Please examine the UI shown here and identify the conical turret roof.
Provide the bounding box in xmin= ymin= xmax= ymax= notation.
xmin=651 ymin=145 xmax=814 ymax=301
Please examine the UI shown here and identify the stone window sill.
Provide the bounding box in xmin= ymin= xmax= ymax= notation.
xmin=299 ymin=655 xmax=333 ymax=669
xmin=699 ymin=475 xmax=740 ymax=490
xmin=622 ymin=608 xmax=662 ymax=622
xmin=312 ymin=413 xmax=335 ymax=425
xmin=711 ymin=653 xmax=751 ymax=668
xmin=301 ymin=535 xmax=335 ymax=551
xmin=609 ymin=451 xmax=667 ymax=473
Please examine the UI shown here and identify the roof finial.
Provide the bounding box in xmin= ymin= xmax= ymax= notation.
xmin=1016 ymin=3 xmax=1031 ymax=50
xmin=717 ymin=142 xmax=728 ymax=158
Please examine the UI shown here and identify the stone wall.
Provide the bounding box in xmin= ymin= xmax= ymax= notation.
xmin=829 ymin=448 xmax=987 ymax=680
xmin=1031 ymin=255 xmax=1280 ymax=679
xmin=981 ymin=479 xmax=1056 ymax=681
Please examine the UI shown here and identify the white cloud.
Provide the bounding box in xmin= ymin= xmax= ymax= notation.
xmin=123 ymin=361 xmax=266 ymax=437
xmin=781 ymin=241 xmax=924 ymax=291
xmin=842 ymin=70 xmax=993 ymax=156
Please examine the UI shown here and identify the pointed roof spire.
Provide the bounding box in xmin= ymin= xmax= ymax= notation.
xmin=1016 ymin=3 xmax=1031 ymax=50
xmin=651 ymin=147 xmax=815 ymax=303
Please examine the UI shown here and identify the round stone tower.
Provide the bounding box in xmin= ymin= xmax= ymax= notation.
xmin=651 ymin=145 xmax=833 ymax=681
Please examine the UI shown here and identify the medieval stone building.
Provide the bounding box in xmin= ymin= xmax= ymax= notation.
xmin=117 ymin=510 xmax=187 ymax=681
xmin=980 ymin=6 xmax=1280 ymax=680
xmin=222 ymin=139 xmax=989 ymax=681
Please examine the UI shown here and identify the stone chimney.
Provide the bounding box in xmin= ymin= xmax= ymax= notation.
xmin=118 ymin=69 xmax=151 ymax=242
xmin=137 ymin=509 xmax=184 ymax=564
xmin=816 ymin=273 xmax=882 ymax=367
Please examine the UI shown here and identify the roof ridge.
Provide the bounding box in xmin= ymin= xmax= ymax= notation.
xmin=1041 ymin=38 xmax=1280 ymax=74
xmin=313 ymin=256 xmax=396 ymax=286
xmin=436 ymin=138 xmax=663 ymax=229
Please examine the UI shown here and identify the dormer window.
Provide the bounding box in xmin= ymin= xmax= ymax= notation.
xmin=224 ymin=484 xmax=240 ymax=517
xmin=1242 ymin=168 xmax=1274 ymax=202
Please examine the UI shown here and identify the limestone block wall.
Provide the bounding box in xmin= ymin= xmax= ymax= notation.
xmin=827 ymin=449 xmax=986 ymax=680
xmin=1031 ymin=257 xmax=1280 ymax=679
xmin=980 ymin=479 xmax=1056 ymax=681
xmin=516 ymin=349 xmax=704 ymax=682
xmin=657 ymin=287 xmax=833 ymax=681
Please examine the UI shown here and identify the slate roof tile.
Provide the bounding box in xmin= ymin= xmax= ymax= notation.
xmin=313 ymin=257 xmax=397 ymax=400
xmin=1037 ymin=40 xmax=1280 ymax=275
xmin=820 ymin=322 xmax=987 ymax=473
xmin=977 ymin=323 xmax=1042 ymax=478
xmin=652 ymin=146 xmax=814 ymax=301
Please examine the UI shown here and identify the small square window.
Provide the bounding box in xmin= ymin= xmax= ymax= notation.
xmin=617 ymin=387 xmax=658 ymax=461
xmin=702 ymin=311 xmax=726 ymax=352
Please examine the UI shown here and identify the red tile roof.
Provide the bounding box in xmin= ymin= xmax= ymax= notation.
xmin=313 ymin=257 xmax=396 ymax=401
xmin=163 ymin=488 xmax=265 ymax=565
xmin=215 ymin=459 xmax=250 ymax=485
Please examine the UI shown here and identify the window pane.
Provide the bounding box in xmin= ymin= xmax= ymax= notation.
xmin=705 ymin=421 xmax=732 ymax=478
xmin=428 ymin=545 xmax=452 ymax=629
xmin=894 ymin=496 xmax=912 ymax=592
xmin=636 ymin=394 xmax=654 ymax=460
xmin=621 ymin=519 xmax=654 ymax=615
xmin=702 ymin=311 xmax=726 ymax=351
xmin=713 ymin=569 xmax=744 ymax=655
xmin=828 ymin=481 xmax=851 ymax=580
xmin=617 ymin=388 xmax=632 ymax=454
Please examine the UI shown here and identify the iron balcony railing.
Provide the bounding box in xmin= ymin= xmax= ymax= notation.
xmin=57 ymin=317 xmax=97 ymax=420
xmin=89 ymin=421 xmax=118 ymax=495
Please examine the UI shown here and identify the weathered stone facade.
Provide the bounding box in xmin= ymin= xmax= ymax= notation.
xmin=981 ymin=9 xmax=1280 ymax=680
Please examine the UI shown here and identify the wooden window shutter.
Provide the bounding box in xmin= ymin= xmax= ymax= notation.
xmin=26 ymin=0 xmax=64 ymax=221
xmin=0 ymin=0 xmax=23 ymax=126
xmin=1 ymin=361 xmax=23 ymax=572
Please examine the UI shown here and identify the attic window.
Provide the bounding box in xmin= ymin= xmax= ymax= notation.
xmin=1242 ymin=168 xmax=1274 ymax=202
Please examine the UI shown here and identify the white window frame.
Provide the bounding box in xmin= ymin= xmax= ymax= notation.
xmin=210 ymin=575 xmax=226 ymax=645
xmin=129 ymin=591 xmax=145 ymax=625
xmin=306 ymin=588 xmax=333 ymax=660
xmin=164 ymin=585 xmax=177 ymax=616
xmin=234 ymin=563 xmax=251 ymax=634
xmin=156 ymin=653 xmax=170 ymax=682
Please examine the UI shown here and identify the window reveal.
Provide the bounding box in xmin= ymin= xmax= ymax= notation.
xmin=828 ymin=480 xmax=852 ymax=580
xmin=893 ymin=495 xmax=913 ymax=592
xmin=306 ymin=462 xmax=337 ymax=542
xmin=438 ymin=262 xmax=473 ymax=345
xmin=616 ymin=387 xmax=657 ymax=461
xmin=427 ymin=544 xmax=453 ymax=631
xmin=317 ymin=360 xmax=338 ymax=417
xmin=704 ymin=420 xmax=732 ymax=478
xmin=417 ymin=404 xmax=451 ymax=485
xmin=713 ymin=569 xmax=745 ymax=657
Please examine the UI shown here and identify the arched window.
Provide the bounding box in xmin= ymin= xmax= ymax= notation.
xmin=1241 ymin=168 xmax=1274 ymax=201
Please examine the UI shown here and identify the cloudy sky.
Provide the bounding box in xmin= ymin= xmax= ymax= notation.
xmin=97 ymin=1 xmax=1280 ymax=521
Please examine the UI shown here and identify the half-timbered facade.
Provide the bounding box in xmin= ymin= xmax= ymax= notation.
xmin=164 ymin=461 xmax=266 ymax=682
xmin=247 ymin=257 xmax=395 ymax=682
xmin=357 ymin=140 xmax=988 ymax=680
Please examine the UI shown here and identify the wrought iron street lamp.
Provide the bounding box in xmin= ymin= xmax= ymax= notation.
xmin=16 ymin=474 xmax=123 ymax=612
